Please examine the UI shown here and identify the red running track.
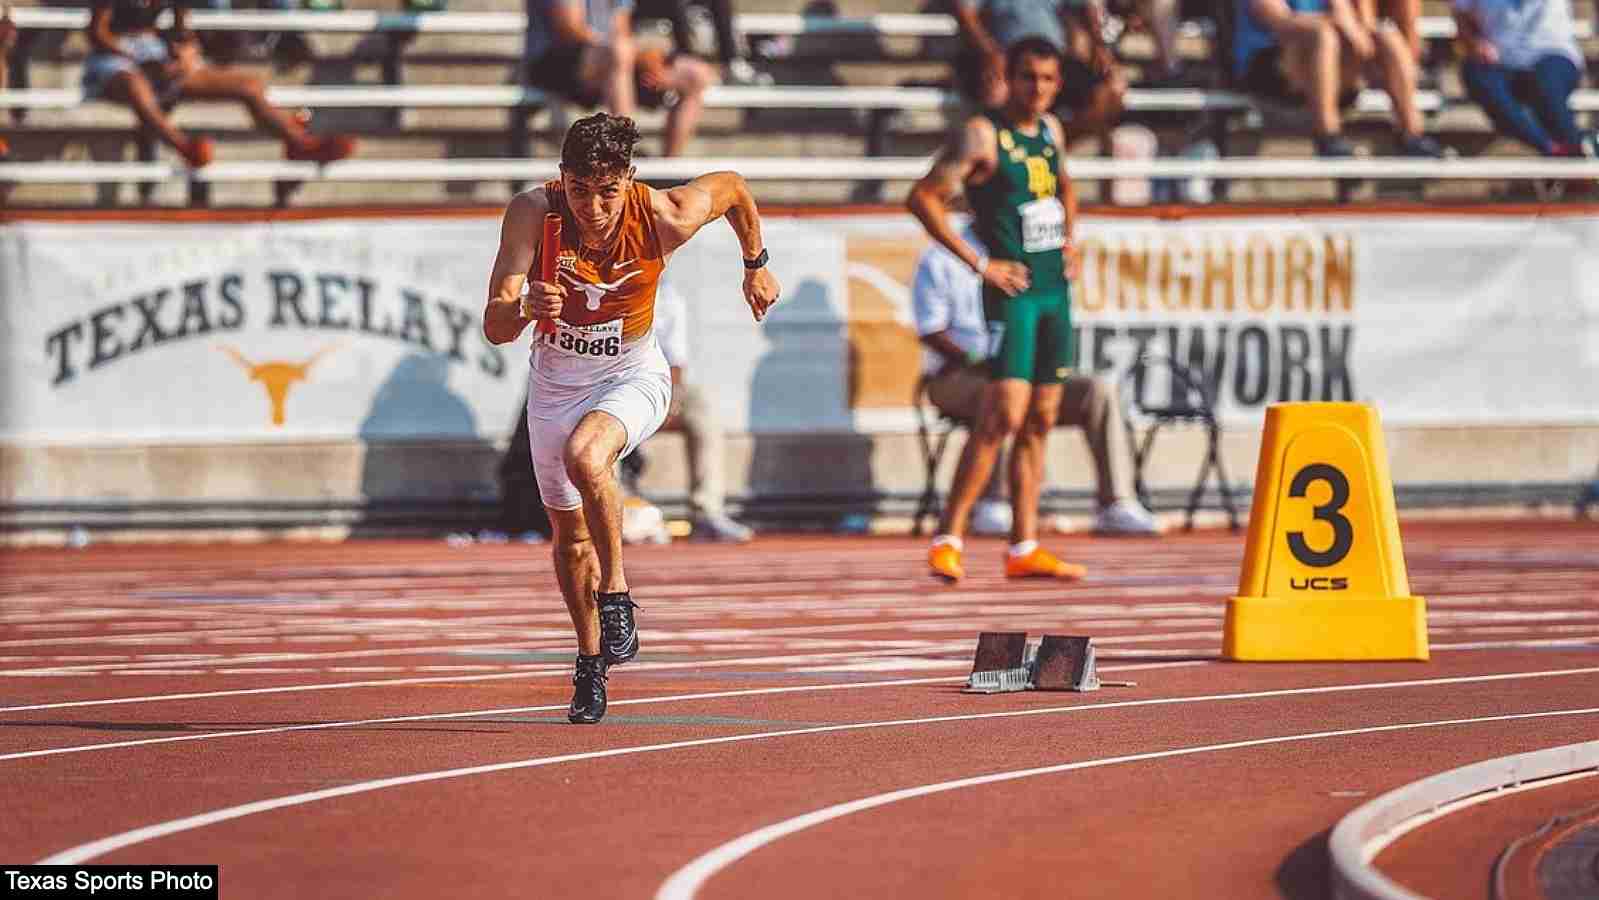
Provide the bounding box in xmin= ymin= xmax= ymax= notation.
xmin=2 ymin=519 xmax=1597 ymax=899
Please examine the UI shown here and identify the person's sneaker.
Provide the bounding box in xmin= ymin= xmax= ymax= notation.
xmin=1004 ymin=547 xmax=1087 ymax=580
xmin=1313 ymin=134 xmax=1357 ymax=158
xmin=178 ymin=136 xmax=215 ymax=168
xmin=1398 ymin=133 xmax=1453 ymax=159
xmin=726 ymin=58 xmax=774 ymax=86
xmin=567 ymin=654 xmax=608 ymax=724
xmin=597 ymin=592 xmax=639 ymax=666
xmin=691 ymin=512 xmax=753 ymax=542
xmin=1093 ymin=499 xmax=1162 ymax=536
xmin=970 ymin=498 xmax=1012 ymax=537
xmin=286 ymin=134 xmax=357 ymax=163
xmin=928 ymin=542 xmax=964 ymax=583
xmin=1580 ymin=131 xmax=1599 ymax=159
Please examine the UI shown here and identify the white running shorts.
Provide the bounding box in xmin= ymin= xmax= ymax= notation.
xmin=525 ymin=368 xmax=672 ymax=511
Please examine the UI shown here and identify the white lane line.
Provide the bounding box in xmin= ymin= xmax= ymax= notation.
xmin=0 ymin=663 xmax=1204 ymax=763
xmin=32 ymin=669 xmax=1599 ymax=865
xmin=653 ymin=706 xmax=1599 ymax=900
xmin=0 ymin=647 xmax=1024 ymax=713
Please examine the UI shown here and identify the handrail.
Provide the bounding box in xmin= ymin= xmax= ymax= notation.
xmin=5 ymin=8 xmax=1592 ymax=40
xmin=7 ymin=155 xmax=1599 ymax=185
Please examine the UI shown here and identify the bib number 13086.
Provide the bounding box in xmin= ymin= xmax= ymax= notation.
xmin=1286 ymin=463 xmax=1353 ymax=568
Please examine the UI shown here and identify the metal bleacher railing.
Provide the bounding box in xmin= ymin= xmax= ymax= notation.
xmin=4 ymin=8 xmax=1598 ymax=207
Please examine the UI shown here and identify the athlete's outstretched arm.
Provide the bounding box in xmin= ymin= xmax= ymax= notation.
xmin=907 ymin=116 xmax=1027 ymax=297
xmin=652 ymin=172 xmax=781 ymax=322
xmin=483 ymin=189 xmax=555 ymax=345
xmin=1043 ymin=113 xmax=1082 ymax=281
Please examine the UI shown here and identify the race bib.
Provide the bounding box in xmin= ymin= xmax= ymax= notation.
xmin=1019 ymin=196 xmax=1066 ymax=254
xmin=541 ymin=317 xmax=624 ymax=359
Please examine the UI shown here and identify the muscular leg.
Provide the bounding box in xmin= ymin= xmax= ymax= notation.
xmin=564 ymin=409 xmax=631 ymax=594
xmin=180 ymin=65 xmax=308 ymax=143
xmin=939 ymin=379 xmax=1028 ymax=539
xmin=101 ymin=70 xmax=191 ymax=152
xmin=1010 ymin=383 xmax=1063 ymax=543
xmin=547 ymin=505 xmax=601 ymax=654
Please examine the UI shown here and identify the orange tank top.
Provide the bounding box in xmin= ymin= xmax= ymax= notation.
xmin=543 ymin=179 xmax=665 ymax=343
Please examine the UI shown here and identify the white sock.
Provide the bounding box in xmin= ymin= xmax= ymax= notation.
xmin=1008 ymin=540 xmax=1038 ymax=558
xmin=931 ymin=534 xmax=963 ymax=551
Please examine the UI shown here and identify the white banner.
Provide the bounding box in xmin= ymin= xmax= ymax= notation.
xmin=3 ymin=209 xmax=1597 ymax=443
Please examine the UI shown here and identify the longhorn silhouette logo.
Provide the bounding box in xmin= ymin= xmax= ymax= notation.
xmin=217 ymin=344 xmax=336 ymax=426
xmin=560 ymin=268 xmax=644 ymax=311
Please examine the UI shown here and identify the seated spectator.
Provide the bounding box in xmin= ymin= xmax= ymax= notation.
xmin=1453 ymin=0 xmax=1597 ymax=158
xmin=953 ymin=0 xmax=1127 ymax=142
xmin=1108 ymin=0 xmax=1186 ymax=84
xmin=635 ymin=0 xmax=771 ymax=85
xmin=912 ymin=230 xmax=1161 ymax=536
xmin=1232 ymin=0 xmax=1449 ymax=158
xmin=1 ymin=5 xmax=14 ymax=160
xmin=82 ymin=0 xmax=356 ymax=167
xmin=525 ymin=0 xmax=719 ymax=157
xmin=649 ymin=274 xmax=754 ymax=541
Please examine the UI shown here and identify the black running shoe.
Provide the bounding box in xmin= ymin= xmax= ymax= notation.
xmin=597 ymin=592 xmax=639 ymax=666
xmin=568 ymin=654 xmax=608 ymax=724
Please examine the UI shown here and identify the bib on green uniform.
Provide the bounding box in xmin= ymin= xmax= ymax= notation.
xmin=968 ymin=112 xmax=1076 ymax=384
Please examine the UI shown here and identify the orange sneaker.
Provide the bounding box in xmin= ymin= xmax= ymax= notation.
xmin=928 ymin=543 xmax=965 ymax=583
xmin=286 ymin=134 xmax=357 ymax=164
xmin=178 ymin=136 xmax=215 ymax=168
xmin=1004 ymin=547 xmax=1087 ymax=580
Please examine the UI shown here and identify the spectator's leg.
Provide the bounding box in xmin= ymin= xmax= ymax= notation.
xmin=1462 ymin=61 xmax=1557 ymax=154
xmin=1369 ymin=27 xmax=1425 ymax=138
xmin=1523 ymin=54 xmax=1584 ymax=150
xmin=701 ymin=0 xmax=739 ymax=65
xmin=1063 ymin=75 xmax=1128 ymax=143
xmin=1057 ymin=376 xmax=1124 ymax=509
xmin=100 ymin=70 xmax=193 ymax=152
xmin=660 ymin=55 xmax=716 ymax=156
xmin=576 ymin=39 xmax=637 ymax=114
xmin=180 ymin=66 xmax=308 ymax=143
xmin=1139 ymin=0 xmax=1182 ymax=78
xmin=1277 ymin=17 xmax=1345 ymax=138
xmin=676 ymin=382 xmax=726 ymax=519
xmin=1382 ymin=0 xmax=1422 ymax=63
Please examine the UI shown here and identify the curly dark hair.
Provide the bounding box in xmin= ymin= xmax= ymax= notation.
xmin=560 ymin=112 xmax=641 ymax=179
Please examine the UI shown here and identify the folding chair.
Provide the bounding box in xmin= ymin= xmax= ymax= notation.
xmin=1117 ymin=354 xmax=1240 ymax=531
xmin=912 ymin=375 xmax=965 ymax=536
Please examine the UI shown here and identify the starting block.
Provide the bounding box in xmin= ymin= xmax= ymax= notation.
xmin=965 ymin=632 xmax=1135 ymax=693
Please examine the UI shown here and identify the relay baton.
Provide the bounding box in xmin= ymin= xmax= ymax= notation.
xmin=534 ymin=213 xmax=561 ymax=336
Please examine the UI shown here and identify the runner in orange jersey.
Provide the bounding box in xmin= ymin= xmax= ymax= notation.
xmin=484 ymin=112 xmax=780 ymax=724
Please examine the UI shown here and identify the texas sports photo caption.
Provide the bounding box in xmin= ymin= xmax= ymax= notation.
xmin=4 ymin=867 xmax=217 ymax=899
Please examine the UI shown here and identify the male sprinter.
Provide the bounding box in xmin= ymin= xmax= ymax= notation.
xmin=908 ymin=36 xmax=1088 ymax=584
xmin=484 ymin=113 xmax=780 ymax=723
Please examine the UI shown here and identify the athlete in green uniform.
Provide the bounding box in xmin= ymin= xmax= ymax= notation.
xmin=908 ymin=36 xmax=1088 ymax=583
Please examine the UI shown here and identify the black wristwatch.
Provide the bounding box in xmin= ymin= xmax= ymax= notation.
xmin=743 ymin=248 xmax=769 ymax=270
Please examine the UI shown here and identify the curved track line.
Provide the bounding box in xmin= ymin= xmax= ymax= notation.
xmin=0 ymin=662 xmax=1202 ymax=763
xmin=35 ymin=668 xmax=1599 ymax=865
xmin=653 ymin=707 xmax=1599 ymax=900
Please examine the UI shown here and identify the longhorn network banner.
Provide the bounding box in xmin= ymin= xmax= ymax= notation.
xmin=2 ymin=210 xmax=1597 ymax=442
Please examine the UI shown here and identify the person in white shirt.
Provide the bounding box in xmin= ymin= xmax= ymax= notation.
xmin=644 ymin=274 xmax=754 ymax=542
xmin=912 ymin=229 xmax=1160 ymax=536
xmin=1452 ymin=0 xmax=1597 ymax=157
